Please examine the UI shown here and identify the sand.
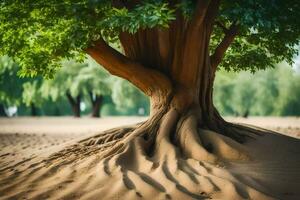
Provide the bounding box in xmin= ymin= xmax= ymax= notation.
xmin=0 ymin=117 xmax=299 ymax=200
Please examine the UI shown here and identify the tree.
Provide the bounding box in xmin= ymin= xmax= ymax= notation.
xmin=272 ymin=63 xmax=300 ymax=115
xmin=0 ymin=56 xmax=28 ymax=116
xmin=22 ymin=79 xmax=44 ymax=116
xmin=213 ymin=69 xmax=236 ymax=116
xmin=111 ymin=78 xmax=150 ymax=115
xmin=214 ymin=63 xmax=300 ymax=116
xmin=1 ymin=1 xmax=300 ymax=199
xmin=72 ymin=57 xmax=111 ymax=117
xmin=41 ymin=60 xmax=85 ymax=117
xmin=41 ymin=59 xmax=111 ymax=117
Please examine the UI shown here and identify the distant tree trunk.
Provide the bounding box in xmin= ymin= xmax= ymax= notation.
xmin=243 ymin=110 xmax=249 ymax=118
xmin=0 ymin=104 xmax=7 ymax=117
xmin=30 ymin=103 xmax=37 ymax=116
xmin=66 ymin=92 xmax=81 ymax=118
xmin=89 ymin=92 xmax=103 ymax=118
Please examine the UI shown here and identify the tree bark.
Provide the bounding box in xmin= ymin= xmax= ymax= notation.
xmin=66 ymin=92 xmax=81 ymax=118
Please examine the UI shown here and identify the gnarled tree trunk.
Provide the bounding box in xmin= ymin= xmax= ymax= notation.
xmin=86 ymin=0 xmax=247 ymax=145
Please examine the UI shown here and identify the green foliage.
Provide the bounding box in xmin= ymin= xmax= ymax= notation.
xmin=213 ymin=72 xmax=236 ymax=115
xmin=40 ymin=57 xmax=113 ymax=115
xmin=1 ymin=1 xmax=299 ymax=76
xmin=0 ymin=54 xmax=149 ymax=116
xmin=111 ymin=78 xmax=150 ymax=115
xmin=41 ymin=60 xmax=87 ymax=101
xmin=70 ymin=57 xmax=111 ymax=98
xmin=0 ymin=56 xmax=28 ymax=106
xmin=0 ymin=0 xmax=176 ymax=77
xmin=213 ymin=0 xmax=300 ymax=72
xmin=22 ymin=79 xmax=43 ymax=107
xmin=214 ymin=63 xmax=300 ymax=116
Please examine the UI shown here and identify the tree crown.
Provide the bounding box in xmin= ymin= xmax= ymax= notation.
xmin=1 ymin=0 xmax=299 ymax=76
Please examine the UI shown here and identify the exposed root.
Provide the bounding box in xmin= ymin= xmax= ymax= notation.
xmin=176 ymin=114 xmax=217 ymax=163
xmin=207 ymin=115 xmax=267 ymax=143
xmin=198 ymin=129 xmax=250 ymax=161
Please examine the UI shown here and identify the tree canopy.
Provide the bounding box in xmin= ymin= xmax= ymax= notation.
xmin=111 ymin=78 xmax=150 ymax=115
xmin=40 ymin=58 xmax=110 ymax=102
xmin=214 ymin=63 xmax=300 ymax=116
xmin=1 ymin=0 xmax=299 ymax=77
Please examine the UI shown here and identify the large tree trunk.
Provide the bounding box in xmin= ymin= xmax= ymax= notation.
xmin=66 ymin=92 xmax=81 ymax=118
xmin=89 ymin=92 xmax=103 ymax=118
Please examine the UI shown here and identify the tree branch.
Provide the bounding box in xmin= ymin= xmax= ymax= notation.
xmin=85 ymin=37 xmax=172 ymax=97
xmin=210 ymin=22 xmax=239 ymax=70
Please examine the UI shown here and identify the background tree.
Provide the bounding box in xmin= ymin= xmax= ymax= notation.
xmin=22 ymin=79 xmax=44 ymax=116
xmin=0 ymin=56 xmax=28 ymax=116
xmin=213 ymin=70 xmax=236 ymax=116
xmin=231 ymin=72 xmax=256 ymax=117
xmin=71 ymin=58 xmax=111 ymax=117
xmin=111 ymin=78 xmax=150 ymax=116
xmin=214 ymin=63 xmax=300 ymax=116
xmin=41 ymin=61 xmax=86 ymax=117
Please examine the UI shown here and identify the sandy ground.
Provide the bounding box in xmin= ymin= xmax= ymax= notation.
xmin=0 ymin=117 xmax=147 ymax=169
xmin=0 ymin=116 xmax=299 ymax=200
